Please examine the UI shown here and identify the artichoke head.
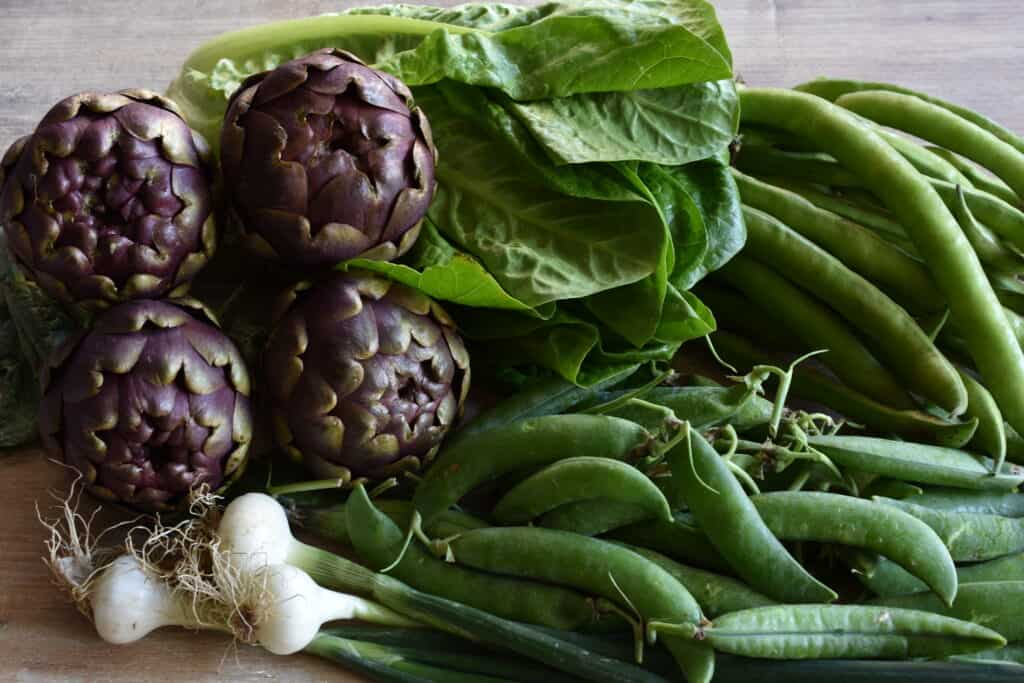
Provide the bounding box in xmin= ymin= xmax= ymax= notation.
xmin=220 ymin=48 xmax=436 ymax=267
xmin=39 ymin=299 xmax=252 ymax=512
xmin=0 ymin=90 xmax=216 ymax=310
xmin=265 ymin=272 xmax=469 ymax=483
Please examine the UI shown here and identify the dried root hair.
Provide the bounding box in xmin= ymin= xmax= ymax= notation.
xmin=43 ymin=481 xmax=280 ymax=644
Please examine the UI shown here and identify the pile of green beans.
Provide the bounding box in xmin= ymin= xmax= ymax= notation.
xmin=725 ymin=79 xmax=1024 ymax=469
xmin=284 ymin=80 xmax=1024 ymax=683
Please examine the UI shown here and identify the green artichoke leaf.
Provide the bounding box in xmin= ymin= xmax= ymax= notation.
xmin=0 ymin=232 xmax=78 ymax=449
xmin=0 ymin=295 xmax=38 ymax=450
xmin=0 ymin=236 xmax=78 ymax=376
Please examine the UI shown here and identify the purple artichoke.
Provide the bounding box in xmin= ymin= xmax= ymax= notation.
xmin=0 ymin=90 xmax=216 ymax=309
xmin=220 ymin=48 xmax=436 ymax=267
xmin=264 ymin=272 xmax=469 ymax=482
xmin=40 ymin=299 xmax=252 ymax=511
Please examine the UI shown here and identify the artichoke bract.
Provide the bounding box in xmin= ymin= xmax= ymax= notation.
xmin=40 ymin=299 xmax=252 ymax=511
xmin=0 ymin=90 xmax=216 ymax=309
xmin=265 ymin=272 xmax=469 ymax=482
xmin=220 ymin=48 xmax=436 ymax=267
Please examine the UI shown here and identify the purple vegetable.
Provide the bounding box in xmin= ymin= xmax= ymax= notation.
xmin=220 ymin=48 xmax=436 ymax=267
xmin=39 ymin=299 xmax=252 ymax=511
xmin=264 ymin=271 xmax=469 ymax=482
xmin=0 ymin=90 xmax=215 ymax=309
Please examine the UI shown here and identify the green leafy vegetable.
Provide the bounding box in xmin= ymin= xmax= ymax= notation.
xmin=162 ymin=0 xmax=742 ymax=383
xmin=505 ymin=80 xmax=739 ymax=166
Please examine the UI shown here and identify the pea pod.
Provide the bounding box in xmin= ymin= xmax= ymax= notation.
xmin=604 ymin=399 xmax=681 ymax=441
xmin=741 ymin=86 xmax=1024 ymax=445
xmin=880 ymin=129 xmax=975 ymax=187
xmin=764 ymin=178 xmax=918 ymax=253
xmin=950 ymin=643 xmax=1024 ymax=667
xmin=604 ymin=514 xmax=733 ymax=574
xmin=699 ymin=604 xmax=1004 ymax=659
xmin=751 ymin=491 xmax=957 ymax=604
xmin=719 ymin=657 xmax=1024 ymax=682
xmin=718 ymin=254 xmax=913 ymax=409
xmin=616 ymin=544 xmax=776 ymax=618
xmin=836 ymin=91 xmax=1024 ymax=203
xmin=344 ymin=486 xmax=603 ymax=631
xmin=869 ymin=581 xmax=1024 ymax=641
xmin=300 ymin=499 xmax=486 ymax=546
xmin=694 ymin=282 xmax=805 ymax=350
xmin=644 ymin=385 xmax=773 ymax=432
xmin=584 ymin=383 xmax=774 ymax=434
xmin=453 ymin=366 xmax=639 ymax=442
xmin=414 ymin=415 xmax=651 ymax=524
xmin=861 ymin=479 xmax=924 ymax=500
xmin=732 ymin=170 xmax=939 ymax=311
xmin=492 ymin=457 xmax=672 ymax=525
xmin=735 ymin=145 xmax=862 ymax=186
xmin=910 ymin=489 xmax=1024 ymax=517
xmin=927 ymin=146 xmax=1021 ymax=207
xmin=742 ymin=205 xmax=965 ymax=413
xmin=957 ymin=367 xmax=1008 ymax=471
xmin=794 ymin=79 xmax=1024 ymax=157
xmin=944 ymin=183 xmax=1024 ymax=278
xmin=667 ymin=430 xmax=837 ymax=604
xmin=807 ymin=434 xmax=1024 ymax=491
xmin=713 ymin=332 xmax=978 ymax=448
xmin=540 ymin=499 xmax=653 ymax=537
xmin=927 ymin=179 xmax=1024 ymax=253
xmin=448 ymin=527 xmax=716 ymax=683
xmin=859 ymin=552 xmax=1024 ymax=598
xmin=874 ymin=497 xmax=1024 ymax=562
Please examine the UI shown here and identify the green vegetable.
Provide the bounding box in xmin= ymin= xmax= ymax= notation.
xmin=741 ymin=87 xmax=1024 ymax=437
xmin=166 ymin=0 xmax=742 ymax=383
xmin=619 ymin=544 xmax=776 ymax=617
xmin=868 ymin=582 xmax=1024 ymax=641
xmin=667 ymin=430 xmax=838 ymax=603
xmin=836 ymin=90 xmax=1024 ymax=201
xmin=732 ymin=170 xmax=939 ymax=312
xmin=492 ymin=457 xmax=673 ymax=525
xmin=712 ymin=332 xmax=978 ymax=447
xmin=808 ymin=435 xmax=1024 ymax=491
xmin=874 ymin=497 xmax=1024 ymax=562
xmin=345 ymin=485 xmax=601 ymax=631
xmin=794 ymin=78 xmax=1024 ymax=157
xmin=539 ymin=499 xmax=653 ymax=537
xmin=448 ymin=526 xmax=716 ymax=683
xmin=718 ymin=254 xmax=912 ymax=408
xmin=741 ymin=205 xmax=964 ymax=413
xmin=909 ymin=490 xmax=1024 ymax=517
xmin=699 ymin=604 xmax=1005 ymax=659
xmin=413 ymin=414 xmax=651 ymax=524
xmin=858 ymin=552 xmax=1024 ymax=597
xmin=751 ymin=492 xmax=957 ymax=605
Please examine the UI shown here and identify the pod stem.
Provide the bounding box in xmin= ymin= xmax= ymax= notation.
xmin=267 ymin=478 xmax=346 ymax=496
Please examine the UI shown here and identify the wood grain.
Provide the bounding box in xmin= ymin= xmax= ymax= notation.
xmin=1 ymin=1 xmax=1022 ymax=681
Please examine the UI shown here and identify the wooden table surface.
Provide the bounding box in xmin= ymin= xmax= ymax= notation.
xmin=1 ymin=1 xmax=1022 ymax=681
